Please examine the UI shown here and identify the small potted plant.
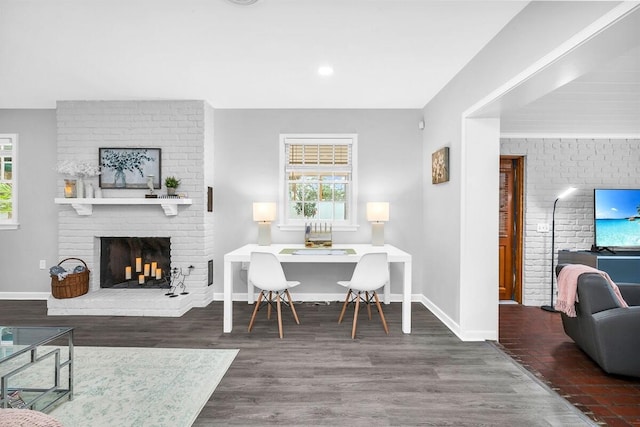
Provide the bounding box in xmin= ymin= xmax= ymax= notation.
xmin=164 ymin=176 xmax=181 ymax=196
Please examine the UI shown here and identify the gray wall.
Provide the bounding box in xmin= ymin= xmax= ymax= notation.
xmin=212 ymin=109 xmax=424 ymax=298
xmin=0 ymin=109 xmax=57 ymax=295
xmin=420 ymin=1 xmax=618 ymax=339
xmin=0 ymin=108 xmax=424 ymax=301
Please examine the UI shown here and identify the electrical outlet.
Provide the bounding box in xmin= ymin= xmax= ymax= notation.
xmin=241 ymin=262 xmax=249 ymax=271
xmin=39 ymin=259 xmax=47 ymax=269
xmin=536 ymin=223 xmax=550 ymax=233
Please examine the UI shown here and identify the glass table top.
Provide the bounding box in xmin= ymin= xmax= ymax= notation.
xmin=0 ymin=326 xmax=74 ymax=362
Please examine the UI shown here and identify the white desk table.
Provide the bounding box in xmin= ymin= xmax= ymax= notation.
xmin=223 ymin=243 xmax=412 ymax=333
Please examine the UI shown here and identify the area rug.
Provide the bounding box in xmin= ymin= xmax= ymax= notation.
xmin=4 ymin=346 xmax=238 ymax=427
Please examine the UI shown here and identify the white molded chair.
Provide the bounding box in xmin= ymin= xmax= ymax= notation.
xmin=337 ymin=252 xmax=390 ymax=339
xmin=248 ymin=251 xmax=301 ymax=339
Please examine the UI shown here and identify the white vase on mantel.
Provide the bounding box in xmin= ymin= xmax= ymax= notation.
xmin=86 ymin=183 xmax=95 ymax=198
xmin=76 ymin=178 xmax=85 ymax=198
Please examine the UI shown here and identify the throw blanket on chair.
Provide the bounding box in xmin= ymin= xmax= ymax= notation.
xmin=556 ymin=264 xmax=628 ymax=317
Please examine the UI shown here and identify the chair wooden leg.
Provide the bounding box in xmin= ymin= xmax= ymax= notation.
xmin=267 ymin=291 xmax=273 ymax=320
xmin=248 ymin=291 xmax=264 ymax=332
xmin=373 ymin=291 xmax=389 ymax=335
xmin=338 ymin=290 xmax=352 ymax=324
xmin=285 ymin=289 xmax=300 ymax=325
xmin=366 ymin=291 xmax=372 ymax=320
xmin=276 ymin=292 xmax=284 ymax=339
xmin=352 ymin=294 xmax=360 ymax=339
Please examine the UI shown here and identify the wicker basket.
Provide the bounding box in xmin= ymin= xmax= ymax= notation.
xmin=50 ymin=257 xmax=90 ymax=299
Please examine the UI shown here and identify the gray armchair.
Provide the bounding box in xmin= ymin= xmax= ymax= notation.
xmin=556 ymin=264 xmax=640 ymax=378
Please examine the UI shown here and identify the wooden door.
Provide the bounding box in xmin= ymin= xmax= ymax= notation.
xmin=499 ymin=157 xmax=522 ymax=301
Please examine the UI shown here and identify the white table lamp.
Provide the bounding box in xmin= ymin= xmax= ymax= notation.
xmin=367 ymin=202 xmax=389 ymax=246
xmin=253 ymin=202 xmax=277 ymax=246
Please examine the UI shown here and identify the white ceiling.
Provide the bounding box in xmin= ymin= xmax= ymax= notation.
xmin=0 ymin=0 xmax=528 ymax=109
xmin=1 ymin=0 xmax=638 ymax=136
xmin=501 ymin=45 xmax=640 ymax=135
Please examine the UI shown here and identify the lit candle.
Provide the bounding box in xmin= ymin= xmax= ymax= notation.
xmin=155 ymin=268 xmax=162 ymax=280
xmin=151 ymin=262 xmax=157 ymax=273
xmin=144 ymin=263 xmax=150 ymax=276
xmin=125 ymin=266 xmax=132 ymax=280
xmin=64 ymin=180 xmax=76 ymax=198
xmin=135 ymin=258 xmax=142 ymax=272
xmin=138 ymin=274 xmax=145 ymax=285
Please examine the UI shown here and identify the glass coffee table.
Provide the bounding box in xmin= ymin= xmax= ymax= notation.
xmin=0 ymin=326 xmax=74 ymax=412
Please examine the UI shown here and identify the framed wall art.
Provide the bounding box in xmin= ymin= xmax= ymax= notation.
xmin=99 ymin=148 xmax=161 ymax=189
xmin=431 ymin=146 xmax=449 ymax=184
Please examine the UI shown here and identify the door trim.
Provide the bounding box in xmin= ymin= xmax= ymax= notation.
xmin=501 ymin=155 xmax=524 ymax=303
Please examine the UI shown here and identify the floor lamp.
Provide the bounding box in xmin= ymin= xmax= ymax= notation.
xmin=541 ymin=187 xmax=577 ymax=312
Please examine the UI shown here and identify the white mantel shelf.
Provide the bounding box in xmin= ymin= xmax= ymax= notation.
xmin=54 ymin=197 xmax=193 ymax=216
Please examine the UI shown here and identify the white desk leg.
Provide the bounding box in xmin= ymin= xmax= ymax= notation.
xmin=384 ymin=264 xmax=390 ymax=304
xmin=247 ymin=281 xmax=254 ymax=304
xmin=223 ymin=260 xmax=233 ymax=333
xmin=402 ymin=260 xmax=412 ymax=334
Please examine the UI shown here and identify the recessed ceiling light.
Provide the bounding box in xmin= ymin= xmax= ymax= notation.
xmin=317 ymin=65 xmax=334 ymax=77
xmin=226 ymin=0 xmax=259 ymax=5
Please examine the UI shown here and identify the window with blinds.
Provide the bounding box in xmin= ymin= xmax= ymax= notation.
xmin=280 ymin=134 xmax=357 ymax=228
xmin=0 ymin=134 xmax=17 ymax=228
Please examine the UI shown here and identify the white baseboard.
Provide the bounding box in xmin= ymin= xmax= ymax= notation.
xmin=418 ymin=294 xmax=463 ymax=339
xmin=0 ymin=292 xmax=50 ymax=300
xmin=418 ymin=294 xmax=497 ymax=341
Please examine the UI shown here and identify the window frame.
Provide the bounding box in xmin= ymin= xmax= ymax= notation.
xmin=278 ymin=133 xmax=358 ymax=231
xmin=0 ymin=134 xmax=18 ymax=230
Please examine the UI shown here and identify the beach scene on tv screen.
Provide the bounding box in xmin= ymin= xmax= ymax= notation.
xmin=595 ymin=189 xmax=640 ymax=247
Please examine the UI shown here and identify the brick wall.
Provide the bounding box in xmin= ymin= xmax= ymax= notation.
xmin=56 ymin=100 xmax=213 ymax=306
xmin=500 ymin=137 xmax=640 ymax=306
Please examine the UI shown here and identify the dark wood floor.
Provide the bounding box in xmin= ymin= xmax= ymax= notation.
xmin=1 ymin=300 xmax=592 ymax=426
xmin=498 ymin=304 xmax=640 ymax=427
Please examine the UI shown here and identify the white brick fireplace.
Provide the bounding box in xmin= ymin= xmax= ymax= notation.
xmin=48 ymin=100 xmax=215 ymax=316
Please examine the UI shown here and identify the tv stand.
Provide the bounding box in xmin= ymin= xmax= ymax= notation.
xmin=558 ymin=250 xmax=640 ymax=283
xmin=590 ymin=244 xmax=616 ymax=254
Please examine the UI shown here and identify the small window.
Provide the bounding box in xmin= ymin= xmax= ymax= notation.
xmin=0 ymin=134 xmax=17 ymax=229
xmin=279 ymin=134 xmax=358 ymax=230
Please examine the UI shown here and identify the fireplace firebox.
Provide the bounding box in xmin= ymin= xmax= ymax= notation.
xmin=100 ymin=237 xmax=171 ymax=288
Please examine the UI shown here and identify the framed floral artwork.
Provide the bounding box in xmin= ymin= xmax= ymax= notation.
xmin=99 ymin=148 xmax=161 ymax=189
xmin=432 ymin=146 xmax=449 ymax=184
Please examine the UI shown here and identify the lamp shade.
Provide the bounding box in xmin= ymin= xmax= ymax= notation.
xmin=253 ymin=202 xmax=276 ymax=222
xmin=366 ymin=202 xmax=389 ymax=222
xmin=557 ymin=187 xmax=577 ymax=199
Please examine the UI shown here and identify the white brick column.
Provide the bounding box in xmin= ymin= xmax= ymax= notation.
xmin=53 ymin=100 xmax=214 ymax=316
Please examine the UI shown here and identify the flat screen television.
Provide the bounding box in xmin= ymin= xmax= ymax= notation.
xmin=594 ymin=188 xmax=640 ymax=250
